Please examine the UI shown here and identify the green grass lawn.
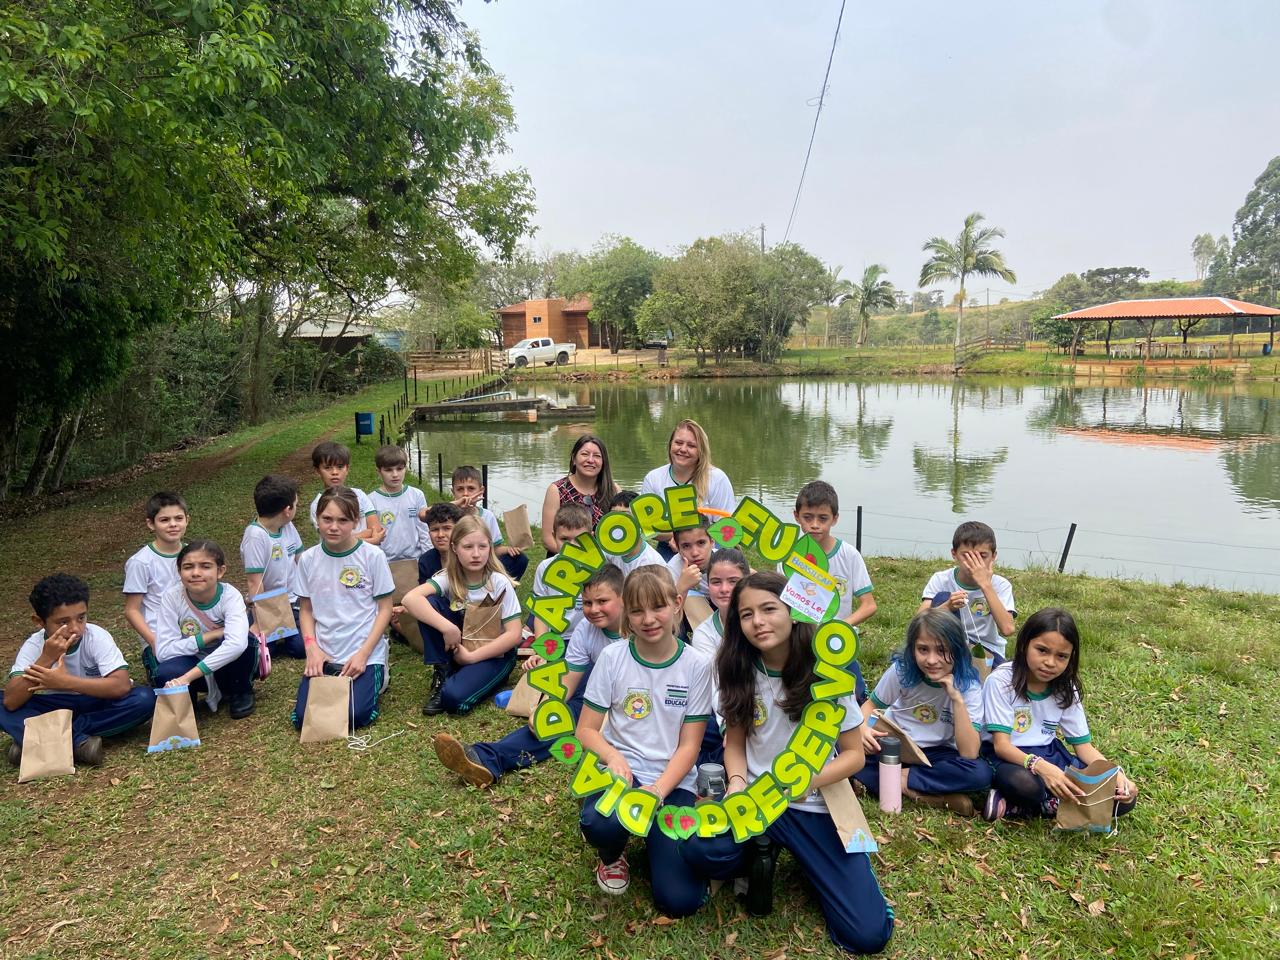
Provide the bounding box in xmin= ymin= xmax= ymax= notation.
xmin=0 ymin=382 xmax=1277 ymax=959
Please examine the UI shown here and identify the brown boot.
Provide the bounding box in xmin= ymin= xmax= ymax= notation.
xmin=73 ymin=736 xmax=104 ymax=767
xmin=911 ymin=791 xmax=975 ymax=818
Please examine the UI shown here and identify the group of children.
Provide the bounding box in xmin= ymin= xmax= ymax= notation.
xmin=1 ymin=428 xmax=1139 ymax=956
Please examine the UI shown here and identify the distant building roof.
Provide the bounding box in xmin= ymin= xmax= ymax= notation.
xmin=1055 ymin=296 xmax=1280 ymax=321
xmin=496 ymin=296 xmax=592 ymax=314
xmin=287 ymin=319 xmax=380 ymax=339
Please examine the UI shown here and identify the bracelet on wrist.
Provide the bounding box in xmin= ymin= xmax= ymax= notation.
xmin=1022 ymin=753 xmax=1035 ymax=769
xmin=728 ymin=774 xmax=747 ymax=785
xmin=303 ymin=635 xmax=318 ymax=647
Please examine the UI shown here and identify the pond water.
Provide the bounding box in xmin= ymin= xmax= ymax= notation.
xmin=408 ymin=377 xmax=1280 ymax=594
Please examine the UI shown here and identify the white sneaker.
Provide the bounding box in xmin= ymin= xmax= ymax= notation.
xmin=595 ymin=856 xmax=630 ymax=895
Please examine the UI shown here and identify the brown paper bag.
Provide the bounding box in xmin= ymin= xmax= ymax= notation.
xmin=462 ymin=596 xmax=503 ymax=652
xmin=504 ymin=672 xmax=543 ymax=718
xmin=869 ymin=713 xmax=932 ymax=767
xmin=389 ymin=560 xmax=425 ymax=654
xmin=1055 ymin=759 xmax=1120 ymax=833
xmin=17 ymin=709 xmax=75 ymax=782
xmin=683 ymin=594 xmax=714 ymax=632
xmin=148 ymin=687 xmax=201 ymax=753
xmin=300 ymin=675 xmax=352 ymax=744
xmin=502 ymin=504 xmax=535 ymax=551
xmin=389 ymin=559 xmax=420 ymax=604
xmin=251 ymin=587 xmax=297 ymax=643
xmin=819 ymin=780 xmax=878 ymax=853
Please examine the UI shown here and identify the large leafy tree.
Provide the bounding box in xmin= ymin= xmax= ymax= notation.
xmin=1228 ymin=156 xmax=1280 ymax=346
xmin=818 ymin=266 xmax=855 ymax=347
xmin=843 ymin=264 xmax=896 ymax=348
xmin=563 ymin=237 xmax=662 ymax=354
xmin=1192 ymin=233 xmax=1218 ymax=281
xmin=918 ymin=212 xmax=1017 ymax=348
xmin=0 ymin=0 xmax=532 ymax=494
xmin=752 ymin=243 xmax=828 ymax=363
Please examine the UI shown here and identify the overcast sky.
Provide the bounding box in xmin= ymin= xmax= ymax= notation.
xmin=459 ymin=0 xmax=1280 ymax=300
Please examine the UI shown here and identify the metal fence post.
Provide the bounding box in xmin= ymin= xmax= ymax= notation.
xmin=481 ymin=464 xmax=489 ymax=509
xmin=437 ymin=452 xmax=444 ymax=493
xmin=856 ymin=505 xmax=863 ymax=553
xmin=417 ymin=447 xmax=423 ymax=485
xmin=1058 ymin=523 xmax=1078 ymax=573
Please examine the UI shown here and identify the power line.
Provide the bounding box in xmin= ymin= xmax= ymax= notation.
xmin=782 ymin=0 xmax=848 ymax=244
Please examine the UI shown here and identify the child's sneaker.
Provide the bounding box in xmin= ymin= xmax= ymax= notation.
xmin=6 ymin=741 xmax=20 ymax=767
xmin=1040 ymin=796 xmax=1060 ymax=818
xmin=433 ymin=733 xmax=494 ymax=789
xmin=72 ymin=736 xmax=103 ymax=767
xmin=914 ymin=792 xmax=975 ymax=818
xmin=982 ymin=788 xmax=1007 ymax=822
xmin=595 ymin=856 xmax=630 ymax=895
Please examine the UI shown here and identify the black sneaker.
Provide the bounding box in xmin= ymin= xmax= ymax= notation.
xmin=433 ymin=734 xmax=495 ymax=788
xmin=6 ymin=741 xmax=20 ymax=767
xmin=744 ymin=835 xmax=777 ymax=917
xmin=422 ymin=667 xmax=446 ymax=716
xmin=229 ymin=690 xmax=256 ymax=720
xmin=73 ymin=736 xmax=103 ymax=767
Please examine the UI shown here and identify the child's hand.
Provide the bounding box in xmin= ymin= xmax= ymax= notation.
xmin=605 ymin=753 xmax=633 ymax=783
xmin=366 ymin=525 xmax=387 ymax=545
xmin=506 ymin=545 xmax=523 ymax=557
xmin=1115 ymin=770 xmax=1138 ymax=801
xmin=937 ymin=675 xmax=961 ymax=699
xmin=522 ymin=653 xmax=546 ymax=672
xmin=338 ymin=650 xmax=368 ymax=678
xmin=453 ymin=645 xmax=479 ymax=665
xmin=636 ymin=782 xmax=665 ymax=803
xmin=304 ymin=644 xmax=327 ymax=677
xmin=958 ymin=551 xmax=994 ymax=587
xmin=861 ymin=723 xmax=886 ymax=754
xmin=676 ymin=563 xmax=702 ymax=595
xmin=442 ymin=623 xmax=463 ymax=651
xmin=1034 ymin=759 xmax=1086 ymax=801
xmin=163 ymin=677 xmax=187 ymax=689
xmin=39 ymin=624 xmax=75 ymax=664
xmin=25 ymin=658 xmax=71 ymax=692
xmin=946 ymin=591 xmax=968 ymax=611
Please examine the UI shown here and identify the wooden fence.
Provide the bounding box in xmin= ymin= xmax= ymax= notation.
xmin=407 ymin=349 xmax=503 ymax=374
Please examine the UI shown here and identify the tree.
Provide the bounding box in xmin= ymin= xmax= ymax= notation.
xmin=752 ymin=243 xmax=828 ymax=363
xmin=1228 ymin=156 xmax=1280 ymax=348
xmin=563 ymin=238 xmax=662 ymax=354
xmin=817 ymin=267 xmax=855 ymax=347
xmin=0 ymin=0 xmax=533 ymax=491
xmin=1192 ymin=233 xmax=1218 ymax=281
xmin=919 ymin=212 xmax=1017 ymax=349
xmin=842 ymin=265 xmax=897 ymax=348
xmin=1031 ymin=301 xmax=1075 ymax=353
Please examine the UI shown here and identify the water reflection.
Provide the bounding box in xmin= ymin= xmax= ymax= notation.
xmin=911 ymin=385 xmax=1009 ymax=513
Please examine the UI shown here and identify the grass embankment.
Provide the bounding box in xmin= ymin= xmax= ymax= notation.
xmin=0 ymin=383 xmax=1277 ymax=959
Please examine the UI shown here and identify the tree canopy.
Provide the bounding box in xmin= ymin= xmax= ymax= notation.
xmin=918 ymin=212 xmax=1016 ymax=348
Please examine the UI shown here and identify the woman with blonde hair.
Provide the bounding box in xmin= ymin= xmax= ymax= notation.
xmin=640 ymin=419 xmax=736 ymax=558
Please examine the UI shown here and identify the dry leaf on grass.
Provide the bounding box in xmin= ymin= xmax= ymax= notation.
xmin=1087 ymin=899 xmax=1106 ymax=916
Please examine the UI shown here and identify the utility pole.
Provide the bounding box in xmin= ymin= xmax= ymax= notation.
xmin=759 ymin=223 xmax=766 ymax=253
xmin=985 ymin=288 xmax=991 ymax=339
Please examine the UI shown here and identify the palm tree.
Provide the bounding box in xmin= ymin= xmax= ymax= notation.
xmin=819 ymin=266 xmax=854 ymax=348
xmin=841 ymin=264 xmax=896 ymax=348
xmin=918 ymin=212 xmax=1017 ymax=348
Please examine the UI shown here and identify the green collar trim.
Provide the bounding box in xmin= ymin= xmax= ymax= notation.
xmin=603 ymin=628 xmax=623 ymax=639
xmin=192 ymin=582 xmax=223 ymax=610
xmin=322 ymin=541 xmax=361 ymax=558
xmin=148 ymin=543 xmax=182 ymax=558
xmin=1026 ymin=687 xmax=1050 ymax=701
xmin=252 ymin=521 xmax=283 ymax=539
xmin=378 ymin=486 xmax=407 ymax=497
xmin=629 ymin=638 xmax=682 ymax=669
xmin=952 ymin=568 xmax=980 ymax=591
xmin=754 ymin=657 xmax=783 ymax=678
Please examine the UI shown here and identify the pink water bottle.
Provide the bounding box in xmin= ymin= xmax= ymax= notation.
xmin=878 ymin=736 xmax=902 ymax=814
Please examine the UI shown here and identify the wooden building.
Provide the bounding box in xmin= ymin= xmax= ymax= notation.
xmin=497 ymin=298 xmax=598 ymax=348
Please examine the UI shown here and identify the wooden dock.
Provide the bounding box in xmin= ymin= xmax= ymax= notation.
xmin=412 ymin=397 xmax=594 ymax=419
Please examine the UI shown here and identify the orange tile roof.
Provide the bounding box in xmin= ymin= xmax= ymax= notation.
xmin=495 ymin=296 xmax=592 ymax=314
xmin=1055 ymin=297 xmax=1280 ymax=321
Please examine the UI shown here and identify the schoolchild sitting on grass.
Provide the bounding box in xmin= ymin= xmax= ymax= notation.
xmin=981 ymin=607 xmax=1138 ymax=822
xmin=402 ymin=515 xmax=522 ymax=716
xmin=856 ymin=608 xmax=991 ymax=816
xmin=3 ymin=574 xmax=155 ymax=768
xmin=123 ymin=490 xmax=188 ymax=683
xmin=153 ymin=540 xmax=257 ymax=719
xmin=918 ymin=520 xmax=1015 ymax=667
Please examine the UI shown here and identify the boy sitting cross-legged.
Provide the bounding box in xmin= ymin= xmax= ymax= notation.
xmin=433 ymin=564 xmax=626 ymax=788
xmin=3 ymin=574 xmax=155 ymax=768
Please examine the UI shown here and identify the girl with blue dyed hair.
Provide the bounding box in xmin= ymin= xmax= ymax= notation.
xmin=855 ymin=607 xmax=992 ymax=816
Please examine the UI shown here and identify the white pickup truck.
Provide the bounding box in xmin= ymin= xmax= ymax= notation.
xmin=506 ymin=337 xmax=576 ymax=367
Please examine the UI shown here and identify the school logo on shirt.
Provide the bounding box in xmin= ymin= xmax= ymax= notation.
xmin=1041 ymin=719 xmax=1060 ymax=736
xmin=833 ymin=575 xmax=849 ymax=595
xmin=912 ymin=703 xmax=939 ymax=724
xmin=664 ymin=684 xmax=689 ymax=708
xmin=1013 ymin=708 xmax=1033 ymax=733
xmin=970 ymin=597 xmax=990 ymax=618
xmin=338 ymin=566 xmax=364 ymax=589
xmin=270 ymin=544 xmax=283 ymax=561
xmin=179 ymin=617 xmax=199 ymax=638
xmin=623 ymin=689 xmax=652 ymax=720
xmin=752 ymin=696 xmax=768 ymax=728
xmin=381 ymin=510 xmax=396 ymax=527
